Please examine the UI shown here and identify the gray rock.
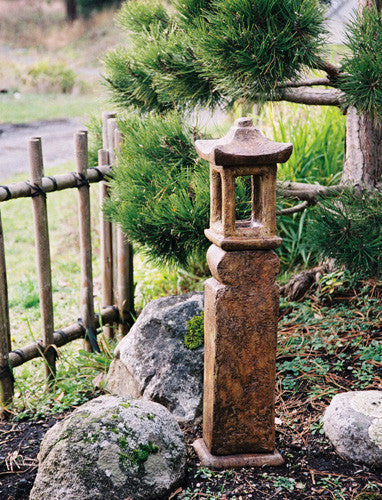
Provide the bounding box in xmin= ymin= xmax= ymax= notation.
xmin=30 ymin=395 xmax=187 ymax=500
xmin=323 ymin=390 xmax=382 ymax=467
xmin=106 ymin=292 xmax=204 ymax=424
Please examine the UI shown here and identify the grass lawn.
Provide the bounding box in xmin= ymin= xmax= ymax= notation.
xmin=0 ymin=93 xmax=108 ymax=124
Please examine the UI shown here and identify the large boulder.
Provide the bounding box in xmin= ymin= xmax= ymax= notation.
xmin=106 ymin=292 xmax=204 ymax=424
xmin=30 ymin=395 xmax=187 ymax=500
xmin=323 ymin=391 xmax=382 ymax=467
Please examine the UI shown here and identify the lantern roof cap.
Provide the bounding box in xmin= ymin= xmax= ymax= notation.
xmin=195 ymin=117 xmax=293 ymax=167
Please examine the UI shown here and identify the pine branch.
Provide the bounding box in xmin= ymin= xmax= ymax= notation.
xmin=266 ymin=87 xmax=344 ymax=106
xmin=277 ymin=201 xmax=310 ymax=215
xmin=277 ymin=78 xmax=332 ymax=88
xmin=278 ymin=181 xmax=342 ymax=202
xmin=315 ymin=58 xmax=342 ymax=81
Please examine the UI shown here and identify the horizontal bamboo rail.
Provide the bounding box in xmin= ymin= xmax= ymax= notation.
xmin=8 ymin=306 xmax=119 ymax=369
xmin=0 ymin=165 xmax=112 ymax=202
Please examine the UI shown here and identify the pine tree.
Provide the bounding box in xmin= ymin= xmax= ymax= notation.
xmin=103 ymin=0 xmax=381 ymax=271
xmin=105 ymin=0 xmax=381 ymax=188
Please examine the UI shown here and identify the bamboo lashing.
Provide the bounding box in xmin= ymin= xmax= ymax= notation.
xmin=28 ymin=137 xmax=56 ymax=384
xmin=8 ymin=306 xmax=118 ymax=368
xmin=75 ymin=131 xmax=99 ymax=353
xmin=99 ymin=149 xmax=114 ymax=340
xmin=115 ymin=129 xmax=135 ymax=334
xmin=0 ymin=210 xmax=13 ymax=411
xmin=0 ymin=166 xmax=111 ymax=203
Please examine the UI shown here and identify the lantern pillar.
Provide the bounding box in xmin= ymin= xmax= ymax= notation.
xmin=193 ymin=118 xmax=293 ymax=468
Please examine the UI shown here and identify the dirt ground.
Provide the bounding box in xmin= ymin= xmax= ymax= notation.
xmin=0 ymin=406 xmax=381 ymax=500
xmin=0 ymin=118 xmax=84 ymax=180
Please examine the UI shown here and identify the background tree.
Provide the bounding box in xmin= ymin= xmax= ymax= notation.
xmin=64 ymin=0 xmax=122 ymax=21
xmin=103 ymin=0 xmax=382 ymax=273
xmin=65 ymin=0 xmax=77 ymax=22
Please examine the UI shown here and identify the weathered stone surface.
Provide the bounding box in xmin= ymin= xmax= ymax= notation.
xmin=106 ymin=292 xmax=204 ymax=423
xmin=323 ymin=391 xmax=382 ymax=466
xmin=203 ymin=246 xmax=280 ymax=456
xmin=30 ymin=395 xmax=187 ymax=500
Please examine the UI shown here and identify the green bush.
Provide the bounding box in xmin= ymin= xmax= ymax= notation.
xmin=306 ymin=190 xmax=382 ymax=278
xmin=103 ymin=111 xmax=211 ymax=269
xmin=23 ymin=60 xmax=77 ymax=94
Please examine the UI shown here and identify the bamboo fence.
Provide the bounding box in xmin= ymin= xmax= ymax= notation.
xmin=0 ymin=115 xmax=134 ymax=412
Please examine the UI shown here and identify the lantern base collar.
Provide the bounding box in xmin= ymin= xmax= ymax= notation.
xmin=192 ymin=438 xmax=284 ymax=469
xmin=204 ymin=229 xmax=282 ymax=251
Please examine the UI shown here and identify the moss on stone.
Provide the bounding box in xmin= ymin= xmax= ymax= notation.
xmin=184 ymin=311 xmax=204 ymax=350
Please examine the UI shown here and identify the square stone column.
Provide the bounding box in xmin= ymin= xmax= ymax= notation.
xmin=203 ymin=246 xmax=279 ymax=456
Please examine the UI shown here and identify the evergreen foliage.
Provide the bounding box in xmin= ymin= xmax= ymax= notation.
xmin=104 ymin=0 xmax=328 ymax=112
xmin=103 ymin=112 xmax=210 ymax=267
xmin=307 ymin=190 xmax=382 ymax=277
xmin=186 ymin=0 xmax=328 ymax=100
xmin=104 ymin=1 xmax=221 ymax=112
xmin=339 ymin=5 xmax=382 ymax=118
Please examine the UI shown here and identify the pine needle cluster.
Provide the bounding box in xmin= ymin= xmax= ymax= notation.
xmin=104 ymin=0 xmax=328 ymax=112
xmin=103 ymin=112 xmax=210 ymax=267
xmin=103 ymin=1 xmax=221 ymax=112
xmin=307 ymin=190 xmax=382 ymax=278
xmin=339 ymin=5 xmax=382 ymax=118
xmin=186 ymin=0 xmax=328 ymax=101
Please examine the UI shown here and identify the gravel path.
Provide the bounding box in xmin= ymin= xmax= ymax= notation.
xmin=0 ymin=118 xmax=86 ymax=180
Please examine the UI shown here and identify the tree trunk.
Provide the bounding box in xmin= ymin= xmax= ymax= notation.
xmin=342 ymin=108 xmax=382 ymax=189
xmin=342 ymin=0 xmax=382 ymax=190
xmin=65 ymin=0 xmax=77 ymax=22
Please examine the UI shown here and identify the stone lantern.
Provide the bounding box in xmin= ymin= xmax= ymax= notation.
xmin=193 ymin=117 xmax=292 ymax=468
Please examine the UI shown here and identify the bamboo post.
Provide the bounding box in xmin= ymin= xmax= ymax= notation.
xmin=102 ymin=111 xmax=116 ymax=151
xmin=115 ymin=129 xmax=135 ymax=334
xmin=107 ymin=118 xmax=118 ymax=164
xmin=107 ymin=118 xmax=119 ymax=306
xmin=29 ymin=137 xmax=56 ymax=384
xmin=99 ymin=149 xmax=114 ymax=340
xmin=0 ymin=211 xmax=13 ymax=412
xmin=75 ymin=131 xmax=99 ymax=353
